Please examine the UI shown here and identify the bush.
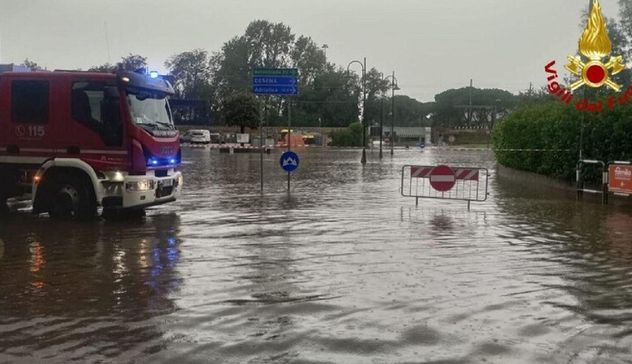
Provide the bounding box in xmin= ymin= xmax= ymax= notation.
xmin=493 ymin=102 xmax=632 ymax=181
xmin=331 ymin=122 xmax=363 ymax=146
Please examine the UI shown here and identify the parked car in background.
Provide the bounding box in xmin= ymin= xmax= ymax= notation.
xmin=183 ymin=129 xmax=211 ymax=144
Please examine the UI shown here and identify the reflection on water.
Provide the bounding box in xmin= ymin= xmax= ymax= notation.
xmin=2 ymin=148 xmax=632 ymax=362
xmin=0 ymin=214 xmax=181 ymax=362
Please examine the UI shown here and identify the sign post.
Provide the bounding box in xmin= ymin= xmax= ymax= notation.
xmin=252 ymin=68 xmax=299 ymax=193
xmin=287 ymin=100 xmax=292 ymax=192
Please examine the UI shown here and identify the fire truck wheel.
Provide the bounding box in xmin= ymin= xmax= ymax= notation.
xmin=48 ymin=177 xmax=96 ymax=220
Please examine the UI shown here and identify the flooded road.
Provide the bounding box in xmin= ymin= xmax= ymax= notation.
xmin=3 ymin=148 xmax=632 ymax=363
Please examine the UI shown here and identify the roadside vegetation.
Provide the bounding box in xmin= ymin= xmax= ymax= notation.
xmin=494 ymin=102 xmax=632 ymax=181
xmin=330 ymin=122 xmax=363 ymax=147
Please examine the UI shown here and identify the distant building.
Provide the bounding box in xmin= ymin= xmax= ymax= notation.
xmin=0 ymin=64 xmax=31 ymax=73
xmin=370 ymin=126 xmax=430 ymax=145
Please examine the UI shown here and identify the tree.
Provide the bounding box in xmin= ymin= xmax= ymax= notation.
xmin=292 ymin=67 xmax=359 ymax=127
xmin=331 ymin=122 xmax=363 ymax=146
xmin=165 ymin=49 xmax=213 ymax=99
xmin=88 ymin=63 xmax=117 ymax=73
xmin=212 ymin=20 xmax=339 ymax=126
xmin=212 ymin=21 xmax=296 ymax=125
xmin=362 ymin=68 xmax=390 ymax=126
xmin=433 ymin=87 xmax=517 ymax=128
xmin=619 ymin=0 xmax=632 ymax=52
xmin=23 ymin=58 xmax=44 ymax=71
xmin=117 ymin=54 xmax=147 ymax=72
xmin=88 ymin=54 xmax=147 ymax=73
xmin=385 ymin=95 xmax=434 ymax=127
xmin=223 ymin=93 xmax=260 ymax=133
xmin=291 ymin=35 xmax=327 ymax=86
xmin=243 ymin=20 xmax=294 ymax=68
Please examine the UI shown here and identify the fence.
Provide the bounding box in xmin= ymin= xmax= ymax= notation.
xmin=401 ymin=165 xmax=489 ymax=209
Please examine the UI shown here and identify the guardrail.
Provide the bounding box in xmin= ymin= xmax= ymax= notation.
xmin=575 ymin=160 xmax=632 ymax=204
xmin=576 ymin=160 xmax=608 ymax=204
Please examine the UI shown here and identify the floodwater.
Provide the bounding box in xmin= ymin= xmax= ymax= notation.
xmin=2 ymin=148 xmax=632 ymax=363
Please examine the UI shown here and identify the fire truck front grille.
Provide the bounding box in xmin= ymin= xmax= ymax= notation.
xmin=156 ymin=186 xmax=173 ymax=198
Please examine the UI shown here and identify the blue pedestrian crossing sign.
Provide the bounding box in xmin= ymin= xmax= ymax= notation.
xmin=280 ymin=151 xmax=300 ymax=173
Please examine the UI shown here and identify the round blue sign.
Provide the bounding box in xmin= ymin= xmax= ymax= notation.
xmin=280 ymin=151 xmax=300 ymax=173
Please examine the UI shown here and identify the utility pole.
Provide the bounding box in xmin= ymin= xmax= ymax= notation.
xmin=392 ymin=72 xmax=396 ymax=156
xmin=361 ymin=57 xmax=367 ymax=165
xmin=468 ymin=79 xmax=473 ymax=125
xmin=380 ymin=93 xmax=384 ymax=159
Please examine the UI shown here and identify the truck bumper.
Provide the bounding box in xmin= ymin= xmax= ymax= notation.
xmin=101 ymin=171 xmax=183 ymax=209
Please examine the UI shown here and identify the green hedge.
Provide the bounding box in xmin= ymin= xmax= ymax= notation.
xmin=493 ymin=102 xmax=632 ymax=181
xmin=330 ymin=122 xmax=363 ymax=147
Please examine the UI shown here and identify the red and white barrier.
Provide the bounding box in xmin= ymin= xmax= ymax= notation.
xmin=402 ymin=164 xmax=489 ymax=207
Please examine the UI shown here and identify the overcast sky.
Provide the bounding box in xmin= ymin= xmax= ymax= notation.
xmin=0 ymin=0 xmax=620 ymax=102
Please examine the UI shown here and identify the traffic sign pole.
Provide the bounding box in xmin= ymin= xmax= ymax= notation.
xmin=260 ymin=103 xmax=264 ymax=193
xmin=251 ymin=68 xmax=300 ymax=194
xmin=288 ymin=99 xmax=292 ymax=192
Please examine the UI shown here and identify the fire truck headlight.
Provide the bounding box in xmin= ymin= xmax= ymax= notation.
xmin=126 ymin=180 xmax=154 ymax=192
xmin=112 ymin=171 xmax=124 ymax=182
xmin=150 ymin=71 xmax=159 ymax=79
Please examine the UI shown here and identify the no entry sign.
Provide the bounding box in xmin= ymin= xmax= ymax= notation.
xmin=429 ymin=165 xmax=456 ymax=192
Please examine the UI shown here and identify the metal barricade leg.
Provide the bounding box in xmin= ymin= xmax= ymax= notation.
xmin=576 ymin=165 xmax=583 ymax=200
xmin=603 ymin=168 xmax=609 ymax=205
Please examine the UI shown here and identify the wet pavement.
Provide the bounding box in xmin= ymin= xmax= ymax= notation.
xmin=2 ymin=147 xmax=632 ymax=363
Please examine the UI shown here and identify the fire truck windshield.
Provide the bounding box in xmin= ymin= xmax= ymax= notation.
xmin=127 ymin=92 xmax=174 ymax=131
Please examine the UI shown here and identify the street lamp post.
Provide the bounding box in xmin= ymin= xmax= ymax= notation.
xmin=377 ymin=72 xmax=390 ymax=159
xmin=347 ymin=58 xmax=367 ymax=165
xmin=385 ymin=72 xmax=399 ymax=156
xmin=380 ymin=91 xmax=384 ymax=159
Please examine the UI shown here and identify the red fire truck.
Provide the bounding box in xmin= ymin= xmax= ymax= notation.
xmin=0 ymin=70 xmax=183 ymax=219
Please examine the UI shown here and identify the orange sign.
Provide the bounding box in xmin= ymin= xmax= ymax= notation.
xmin=609 ymin=165 xmax=632 ymax=194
